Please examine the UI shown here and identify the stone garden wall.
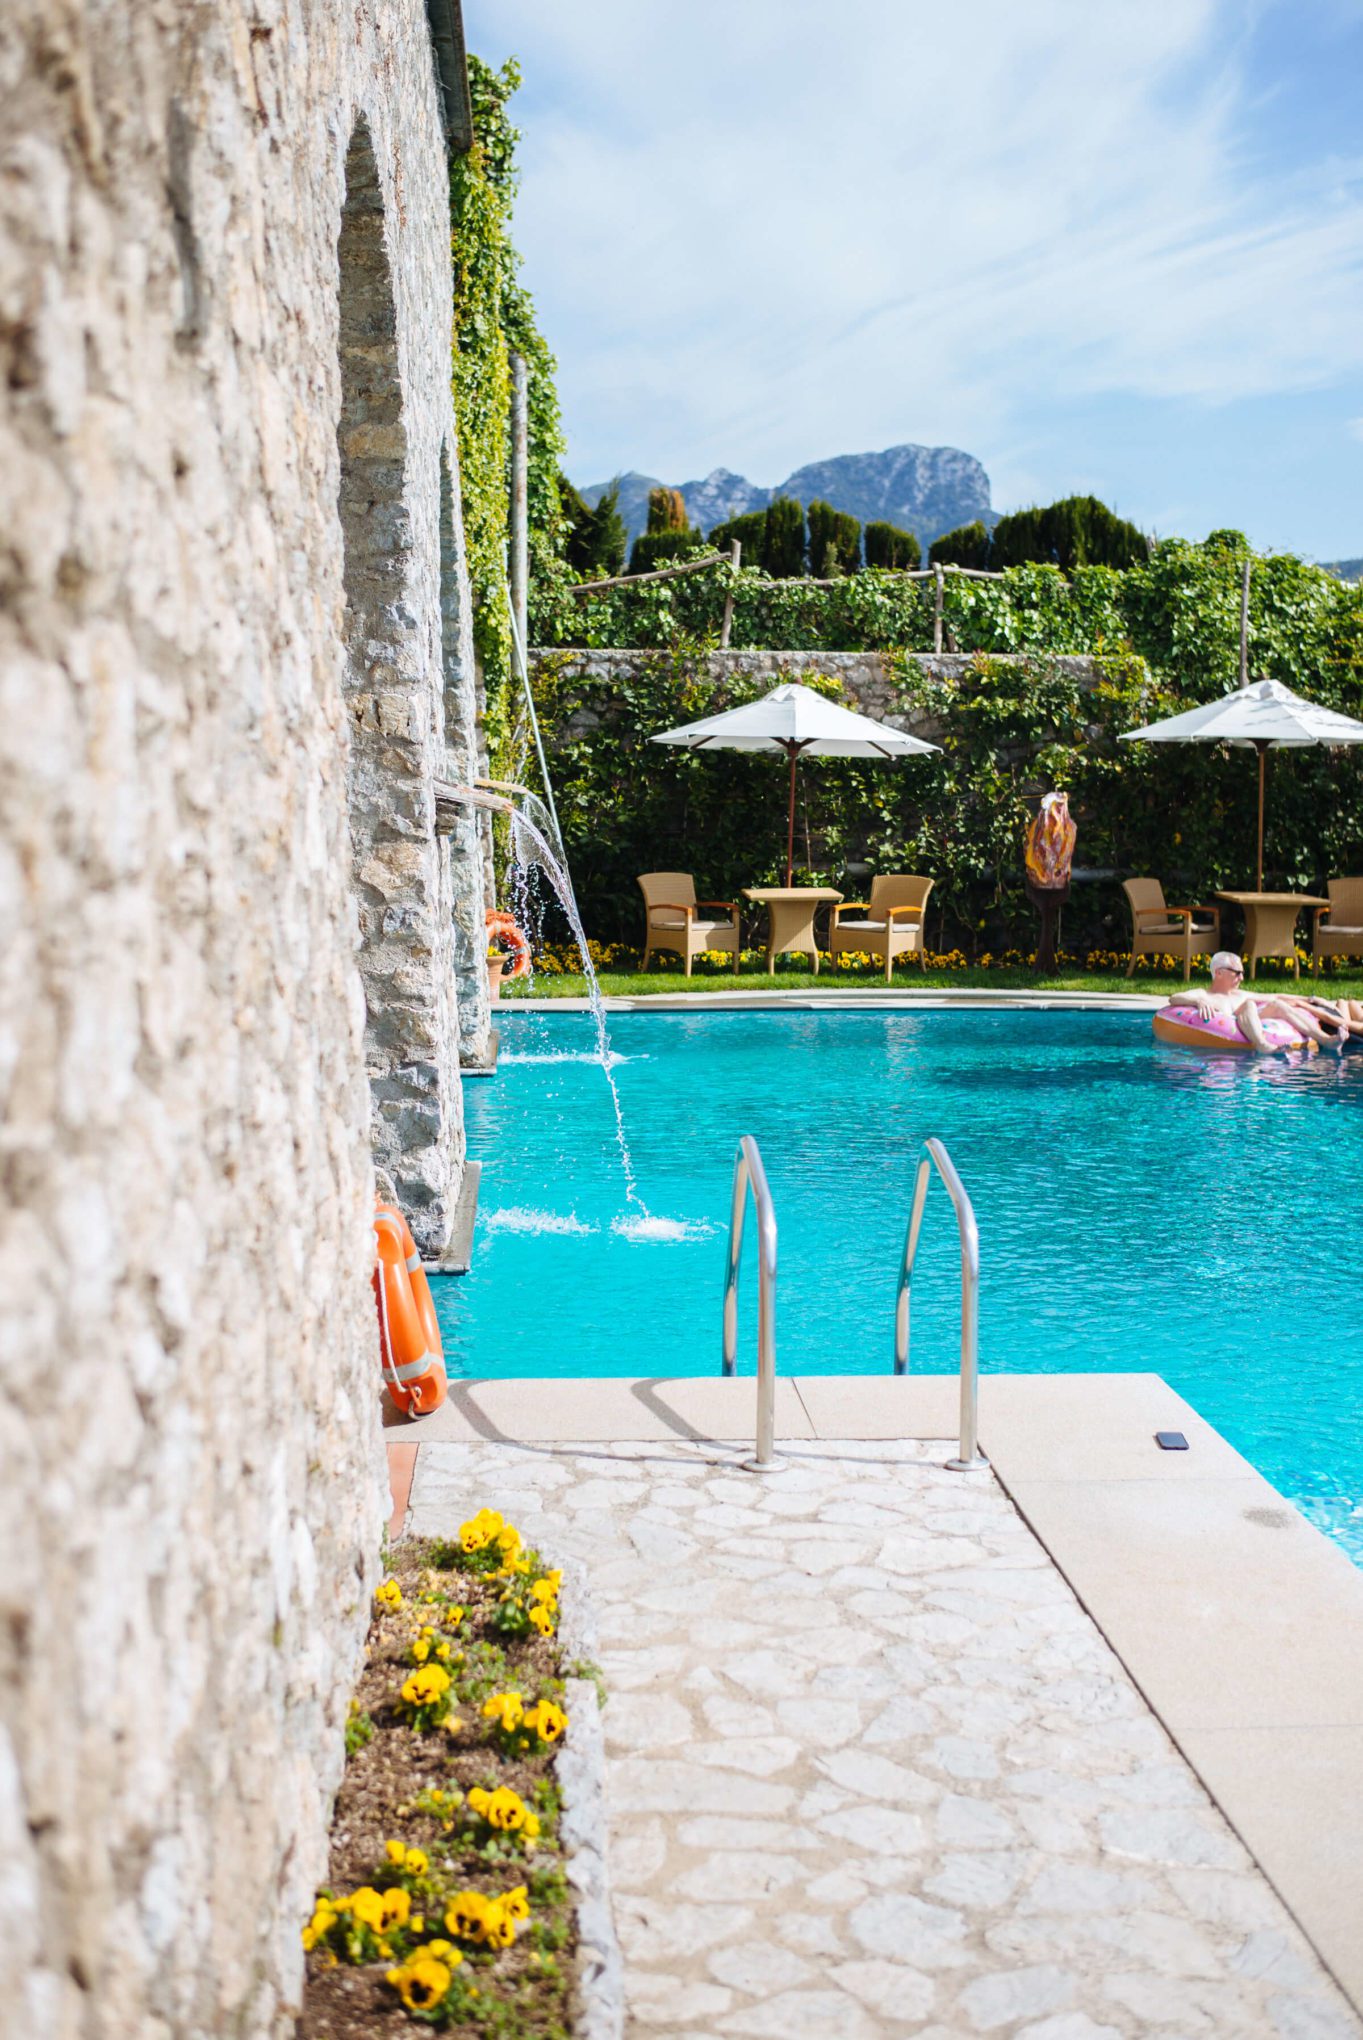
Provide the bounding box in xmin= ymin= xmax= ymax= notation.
xmin=0 ymin=4 xmax=482 ymax=2035
xmin=533 ymin=645 xmax=1102 ymax=751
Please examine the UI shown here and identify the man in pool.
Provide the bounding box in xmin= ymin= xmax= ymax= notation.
xmin=1162 ymin=952 xmax=1343 ymax=1049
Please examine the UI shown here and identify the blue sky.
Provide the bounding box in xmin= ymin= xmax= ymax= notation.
xmin=464 ymin=1 xmax=1363 ymax=558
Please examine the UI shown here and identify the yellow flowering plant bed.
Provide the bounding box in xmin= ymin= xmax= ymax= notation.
xmin=297 ymin=1516 xmax=579 ymax=2040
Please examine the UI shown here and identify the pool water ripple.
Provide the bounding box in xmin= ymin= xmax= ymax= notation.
xmin=437 ymin=1009 xmax=1363 ymax=1563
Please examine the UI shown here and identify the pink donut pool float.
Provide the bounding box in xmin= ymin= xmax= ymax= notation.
xmin=1153 ymin=1008 xmax=1313 ymax=1054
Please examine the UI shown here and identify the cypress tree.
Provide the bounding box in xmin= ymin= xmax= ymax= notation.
xmin=709 ymin=509 xmax=768 ymax=559
xmin=630 ymin=483 xmax=704 ymax=572
xmin=991 ymin=495 xmax=1148 ymax=571
xmin=586 ymin=486 xmax=627 ymax=576
xmin=562 ymin=475 xmax=626 ymax=578
xmin=990 ymin=506 xmax=1046 ymax=569
xmin=628 ymin=528 xmax=710 ymax=573
xmin=864 ymin=521 xmax=921 ymax=570
xmin=928 ymin=520 xmax=992 ymax=569
xmin=645 ymin=485 xmax=689 ymax=534
xmin=762 ymin=496 xmax=807 ymax=577
xmin=808 ymin=499 xmax=861 ymax=576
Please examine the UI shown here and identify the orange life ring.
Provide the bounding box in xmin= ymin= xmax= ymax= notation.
xmin=486 ymin=908 xmax=531 ymax=980
xmin=374 ymin=1202 xmax=447 ymax=1417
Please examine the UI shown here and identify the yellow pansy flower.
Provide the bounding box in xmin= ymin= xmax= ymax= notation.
xmin=301 ymin=1900 xmax=336 ymax=1951
xmin=400 ymin=1663 xmax=451 ymax=1706
xmin=481 ymin=1901 xmax=515 ymax=1949
xmin=528 ymin=1602 xmax=555 ymax=1636
xmin=404 ymin=1849 xmax=428 ymax=1877
xmin=391 ymin=1956 xmax=452 ymax=2012
xmin=384 ymin=1839 xmax=407 ymax=1866
xmin=500 ymin=1884 xmax=530 ymax=1922
xmin=410 ymin=1637 xmax=430 ymax=1664
xmin=378 ymin=1888 xmax=410 ymax=1930
xmin=445 ymin=1889 xmax=492 ymax=1939
xmin=348 ymin=1886 xmax=386 ymax=1931
xmin=468 ymin=1784 xmax=529 ymax=1831
xmin=525 ymin=1699 xmax=567 ymax=1744
xmin=374 ymin=1579 xmax=403 ymax=1612
xmin=481 ymin=1690 xmax=524 ymax=1731
xmin=458 ymin=1506 xmax=504 ymax=1553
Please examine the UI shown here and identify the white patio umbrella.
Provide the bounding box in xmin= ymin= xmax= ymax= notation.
xmin=1119 ymin=676 xmax=1363 ymax=890
xmin=651 ymin=681 xmax=939 ymax=886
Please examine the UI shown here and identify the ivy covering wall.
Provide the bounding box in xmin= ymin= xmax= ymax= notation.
xmin=450 ymin=56 xmax=568 ymax=744
xmin=529 ymin=540 xmax=1363 ymax=954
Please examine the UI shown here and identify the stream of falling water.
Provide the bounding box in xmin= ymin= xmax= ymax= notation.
xmin=466 ymin=785 xmax=659 ymax=1227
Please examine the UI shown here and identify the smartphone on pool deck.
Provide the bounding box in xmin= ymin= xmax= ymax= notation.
xmin=1155 ymin=1431 xmax=1189 ymax=1451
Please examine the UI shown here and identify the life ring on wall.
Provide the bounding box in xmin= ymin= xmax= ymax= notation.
xmin=374 ymin=1202 xmax=447 ymax=1416
xmin=1153 ymin=1009 xmax=1315 ymax=1055
xmin=486 ymin=908 xmax=531 ymax=980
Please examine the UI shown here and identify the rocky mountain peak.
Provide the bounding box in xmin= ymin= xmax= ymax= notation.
xmin=579 ymin=443 xmax=996 ymax=554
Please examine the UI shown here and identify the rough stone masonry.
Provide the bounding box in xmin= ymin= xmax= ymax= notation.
xmin=0 ymin=3 xmax=485 ymax=2034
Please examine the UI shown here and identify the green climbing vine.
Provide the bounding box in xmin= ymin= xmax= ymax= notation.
xmin=450 ymin=55 xmax=569 ymax=762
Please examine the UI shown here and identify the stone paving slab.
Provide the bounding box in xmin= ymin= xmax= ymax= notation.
xmin=407 ymin=1437 xmax=1361 ymax=2039
xmin=382 ymin=1375 xmax=818 ymax=1443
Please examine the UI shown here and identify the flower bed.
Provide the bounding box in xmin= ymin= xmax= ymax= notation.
xmin=298 ymin=1510 xmax=577 ymax=2039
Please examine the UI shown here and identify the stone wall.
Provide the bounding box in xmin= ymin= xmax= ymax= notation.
xmin=533 ymin=645 xmax=1102 ymax=752
xmin=0 ymin=5 xmax=483 ymax=2035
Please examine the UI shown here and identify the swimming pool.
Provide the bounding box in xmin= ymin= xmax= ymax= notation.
xmin=436 ymin=1008 xmax=1363 ymax=1562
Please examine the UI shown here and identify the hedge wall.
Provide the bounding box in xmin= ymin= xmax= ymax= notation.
xmin=528 ymin=539 xmax=1363 ymax=955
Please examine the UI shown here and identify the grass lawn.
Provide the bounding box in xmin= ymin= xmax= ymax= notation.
xmin=507 ymin=962 xmax=1363 ymax=1000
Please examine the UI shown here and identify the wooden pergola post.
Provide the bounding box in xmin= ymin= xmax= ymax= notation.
xmin=719 ymin=539 xmax=741 ymax=650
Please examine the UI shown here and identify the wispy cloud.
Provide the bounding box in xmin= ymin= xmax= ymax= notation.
xmin=469 ymin=0 xmax=1363 ymax=522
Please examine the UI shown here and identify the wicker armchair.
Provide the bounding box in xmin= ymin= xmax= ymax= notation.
xmin=1312 ymin=878 xmax=1363 ymax=970
xmin=1122 ymin=879 xmax=1219 ymax=981
xmin=637 ymin=872 xmax=741 ymax=976
xmin=829 ymin=875 xmax=934 ymax=981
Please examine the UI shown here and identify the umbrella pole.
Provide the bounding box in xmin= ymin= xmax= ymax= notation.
xmin=785 ymin=745 xmax=798 ymax=887
xmin=1256 ymin=740 xmax=1267 ymax=891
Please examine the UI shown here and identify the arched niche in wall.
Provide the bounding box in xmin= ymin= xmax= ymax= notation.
xmin=334 ymin=116 xmax=456 ymax=1247
xmin=336 ymin=114 xmax=412 ymax=963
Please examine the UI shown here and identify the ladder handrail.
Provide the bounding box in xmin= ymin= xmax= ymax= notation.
xmin=721 ymin=1135 xmax=778 ymax=1467
xmin=894 ymin=1137 xmax=986 ymax=1471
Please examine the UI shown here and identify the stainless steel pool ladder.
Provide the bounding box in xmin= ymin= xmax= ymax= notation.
xmin=721 ymin=1132 xmax=986 ymax=1473
xmin=896 ymin=1138 xmax=987 ymax=1471
xmin=722 ymin=1136 xmax=779 ymax=1470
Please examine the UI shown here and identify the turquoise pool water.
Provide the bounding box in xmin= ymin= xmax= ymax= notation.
xmin=435 ymin=1009 xmax=1363 ymax=1561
